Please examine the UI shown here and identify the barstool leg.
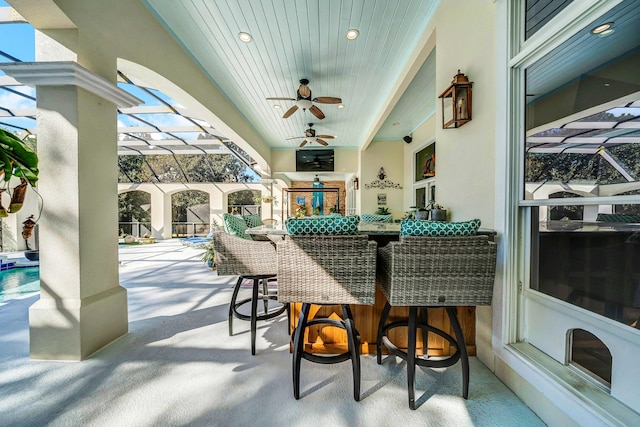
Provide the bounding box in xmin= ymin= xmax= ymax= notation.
xmin=250 ymin=277 xmax=259 ymax=355
xmin=407 ymin=306 xmax=418 ymax=410
xmin=262 ymin=278 xmax=269 ymax=313
xmin=419 ymin=307 xmax=429 ymax=357
xmin=292 ymin=303 xmax=310 ymax=399
xmin=447 ymin=306 xmax=469 ymax=399
xmin=229 ymin=276 xmax=243 ymax=336
xmin=377 ymin=301 xmax=392 ymax=364
xmin=342 ymin=304 xmax=361 ymax=401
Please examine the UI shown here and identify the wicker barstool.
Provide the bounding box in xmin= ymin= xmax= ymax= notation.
xmin=277 ymin=235 xmax=377 ymax=401
xmin=213 ymin=230 xmax=286 ymax=355
xmin=376 ymin=235 xmax=497 ymax=409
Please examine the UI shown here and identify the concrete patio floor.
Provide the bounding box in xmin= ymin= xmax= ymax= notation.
xmin=0 ymin=239 xmax=544 ymax=426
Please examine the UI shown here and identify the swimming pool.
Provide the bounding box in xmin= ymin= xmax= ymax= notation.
xmin=0 ymin=267 xmax=40 ymax=302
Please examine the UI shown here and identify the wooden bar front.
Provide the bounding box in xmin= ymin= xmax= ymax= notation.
xmin=288 ymin=287 xmax=476 ymax=356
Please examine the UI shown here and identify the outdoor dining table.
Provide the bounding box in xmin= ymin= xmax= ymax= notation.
xmin=245 ymin=222 xmax=494 ymax=357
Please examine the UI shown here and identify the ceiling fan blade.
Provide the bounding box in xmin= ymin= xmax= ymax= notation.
xmin=266 ymin=97 xmax=296 ymax=101
xmin=298 ymin=84 xmax=311 ymax=98
xmin=299 ymin=140 xmax=309 ymax=147
xmin=286 ymin=136 xmax=304 ymax=140
xmin=282 ymin=105 xmax=299 ymax=118
xmin=309 ymin=105 xmax=325 ymax=120
xmin=316 ymin=138 xmax=329 ymax=146
xmin=313 ymin=96 xmax=342 ymax=104
xmin=316 ymin=134 xmax=335 ymax=139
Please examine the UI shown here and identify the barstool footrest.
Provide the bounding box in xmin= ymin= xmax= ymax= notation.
xmin=381 ymin=322 xmax=461 ymax=369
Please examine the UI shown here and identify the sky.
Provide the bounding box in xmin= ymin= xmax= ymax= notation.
xmin=0 ymin=2 xmax=259 ymax=180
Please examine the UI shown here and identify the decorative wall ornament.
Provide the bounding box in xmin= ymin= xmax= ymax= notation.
xmin=364 ymin=167 xmax=403 ymax=189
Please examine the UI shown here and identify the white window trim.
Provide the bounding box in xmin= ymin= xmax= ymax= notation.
xmin=497 ymin=0 xmax=640 ymax=423
xmin=412 ymin=138 xmax=436 ymax=205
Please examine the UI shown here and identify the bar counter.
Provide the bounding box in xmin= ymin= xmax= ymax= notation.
xmin=246 ymin=222 xmax=494 ymax=355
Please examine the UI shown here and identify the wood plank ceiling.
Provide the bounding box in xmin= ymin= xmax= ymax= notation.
xmin=142 ymin=0 xmax=440 ymax=150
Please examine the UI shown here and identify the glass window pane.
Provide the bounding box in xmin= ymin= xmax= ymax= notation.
xmin=531 ymin=207 xmax=640 ymax=328
xmin=524 ymin=0 xmax=640 ymax=202
xmin=525 ymin=0 xmax=574 ymax=40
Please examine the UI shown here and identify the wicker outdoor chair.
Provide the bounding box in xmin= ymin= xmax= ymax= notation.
xmin=376 ymin=235 xmax=497 ymax=409
xmin=213 ymin=229 xmax=286 ymax=355
xmin=277 ymin=235 xmax=377 ymax=401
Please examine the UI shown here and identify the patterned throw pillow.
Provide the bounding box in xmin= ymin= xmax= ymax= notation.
xmin=223 ymin=213 xmax=252 ymax=240
xmin=285 ymin=215 xmax=360 ymax=235
xmin=243 ymin=214 xmax=263 ymax=228
xmin=400 ymin=218 xmax=481 ymax=237
xmin=361 ymin=213 xmax=393 ymax=223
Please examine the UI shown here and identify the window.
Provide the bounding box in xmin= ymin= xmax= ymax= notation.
xmin=524 ymin=0 xmax=640 ymax=328
xmin=525 ymin=0 xmax=574 ymax=39
xmin=413 ymin=141 xmax=436 ymax=208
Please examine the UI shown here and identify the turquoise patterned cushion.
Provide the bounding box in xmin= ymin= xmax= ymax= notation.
xmin=400 ymin=218 xmax=481 ymax=236
xmin=596 ymin=213 xmax=640 ymax=223
xmin=361 ymin=213 xmax=393 ymax=223
xmin=223 ymin=213 xmax=252 ymax=240
xmin=285 ymin=215 xmax=360 ymax=235
xmin=243 ymin=214 xmax=263 ymax=228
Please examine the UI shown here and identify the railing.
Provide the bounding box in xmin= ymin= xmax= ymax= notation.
xmin=228 ymin=205 xmax=261 ymax=216
xmin=118 ymin=222 xmax=152 ymax=238
xmin=172 ymin=222 xmax=210 ymax=238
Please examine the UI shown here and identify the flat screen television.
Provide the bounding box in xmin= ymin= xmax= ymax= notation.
xmin=296 ymin=149 xmax=334 ymax=172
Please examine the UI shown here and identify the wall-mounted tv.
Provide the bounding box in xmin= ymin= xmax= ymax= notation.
xmin=296 ymin=149 xmax=335 ymax=172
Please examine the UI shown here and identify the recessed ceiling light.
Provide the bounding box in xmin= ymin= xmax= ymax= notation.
xmin=238 ymin=32 xmax=253 ymax=43
xmin=345 ymin=29 xmax=359 ymax=40
xmin=590 ymin=22 xmax=613 ymax=35
xmin=604 ymin=83 xmax=611 ymax=87
xmin=337 ymin=103 xmax=345 ymax=109
xmin=148 ymin=145 xmax=156 ymax=149
xmin=273 ymin=105 xmax=281 ymax=109
xmin=598 ymin=29 xmax=614 ymax=37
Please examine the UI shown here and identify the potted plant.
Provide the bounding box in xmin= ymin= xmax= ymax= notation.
xmin=295 ymin=204 xmax=307 ymax=218
xmin=410 ymin=205 xmax=430 ymax=220
xmin=255 ymin=195 xmax=278 ymax=206
xmin=376 ymin=206 xmax=390 ymax=215
xmin=0 ymin=129 xmax=39 ymax=217
xmin=427 ymin=200 xmax=447 ymax=221
xmin=200 ymin=242 xmax=216 ymax=269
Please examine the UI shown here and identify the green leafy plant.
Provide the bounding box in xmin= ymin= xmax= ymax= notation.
xmin=200 ymin=242 xmax=216 ymax=268
xmin=0 ymin=129 xmax=39 ymax=216
xmin=376 ymin=206 xmax=390 ymax=215
xmin=426 ymin=200 xmax=445 ymax=210
xmin=255 ymin=195 xmax=278 ymax=206
xmin=295 ymin=205 xmax=307 ymax=218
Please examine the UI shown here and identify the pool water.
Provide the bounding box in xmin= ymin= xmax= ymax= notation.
xmin=0 ymin=267 xmax=40 ymax=302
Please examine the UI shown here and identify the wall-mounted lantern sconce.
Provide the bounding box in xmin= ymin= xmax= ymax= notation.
xmin=438 ymin=70 xmax=473 ymax=129
xmin=353 ymin=177 xmax=359 ymax=190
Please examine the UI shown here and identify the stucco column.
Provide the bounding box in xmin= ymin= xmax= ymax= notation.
xmin=1 ymin=53 xmax=140 ymax=361
xmin=28 ymin=82 xmax=128 ymax=360
xmin=149 ymin=188 xmax=172 ymax=239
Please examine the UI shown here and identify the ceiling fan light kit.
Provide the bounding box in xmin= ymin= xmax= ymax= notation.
xmin=286 ymin=123 xmax=335 ymax=147
xmin=267 ymin=79 xmax=342 ymax=120
xmin=438 ymin=70 xmax=473 ymax=129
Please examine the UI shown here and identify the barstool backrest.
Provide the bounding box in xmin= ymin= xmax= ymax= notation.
xmin=277 ymin=235 xmax=377 ymax=305
xmin=213 ymin=229 xmax=277 ymax=277
xmin=377 ymin=235 xmax=497 ymax=306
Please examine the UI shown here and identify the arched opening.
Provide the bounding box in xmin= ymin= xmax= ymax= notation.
xmin=172 ymin=190 xmax=210 ymax=237
xmin=228 ymin=190 xmax=261 ymax=216
xmin=118 ymin=191 xmax=151 ymax=237
xmin=568 ymin=328 xmax=612 ymax=388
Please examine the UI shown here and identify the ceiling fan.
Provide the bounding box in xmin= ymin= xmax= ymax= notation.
xmin=267 ymin=79 xmax=342 ymax=120
xmin=286 ymin=123 xmax=335 ymax=147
